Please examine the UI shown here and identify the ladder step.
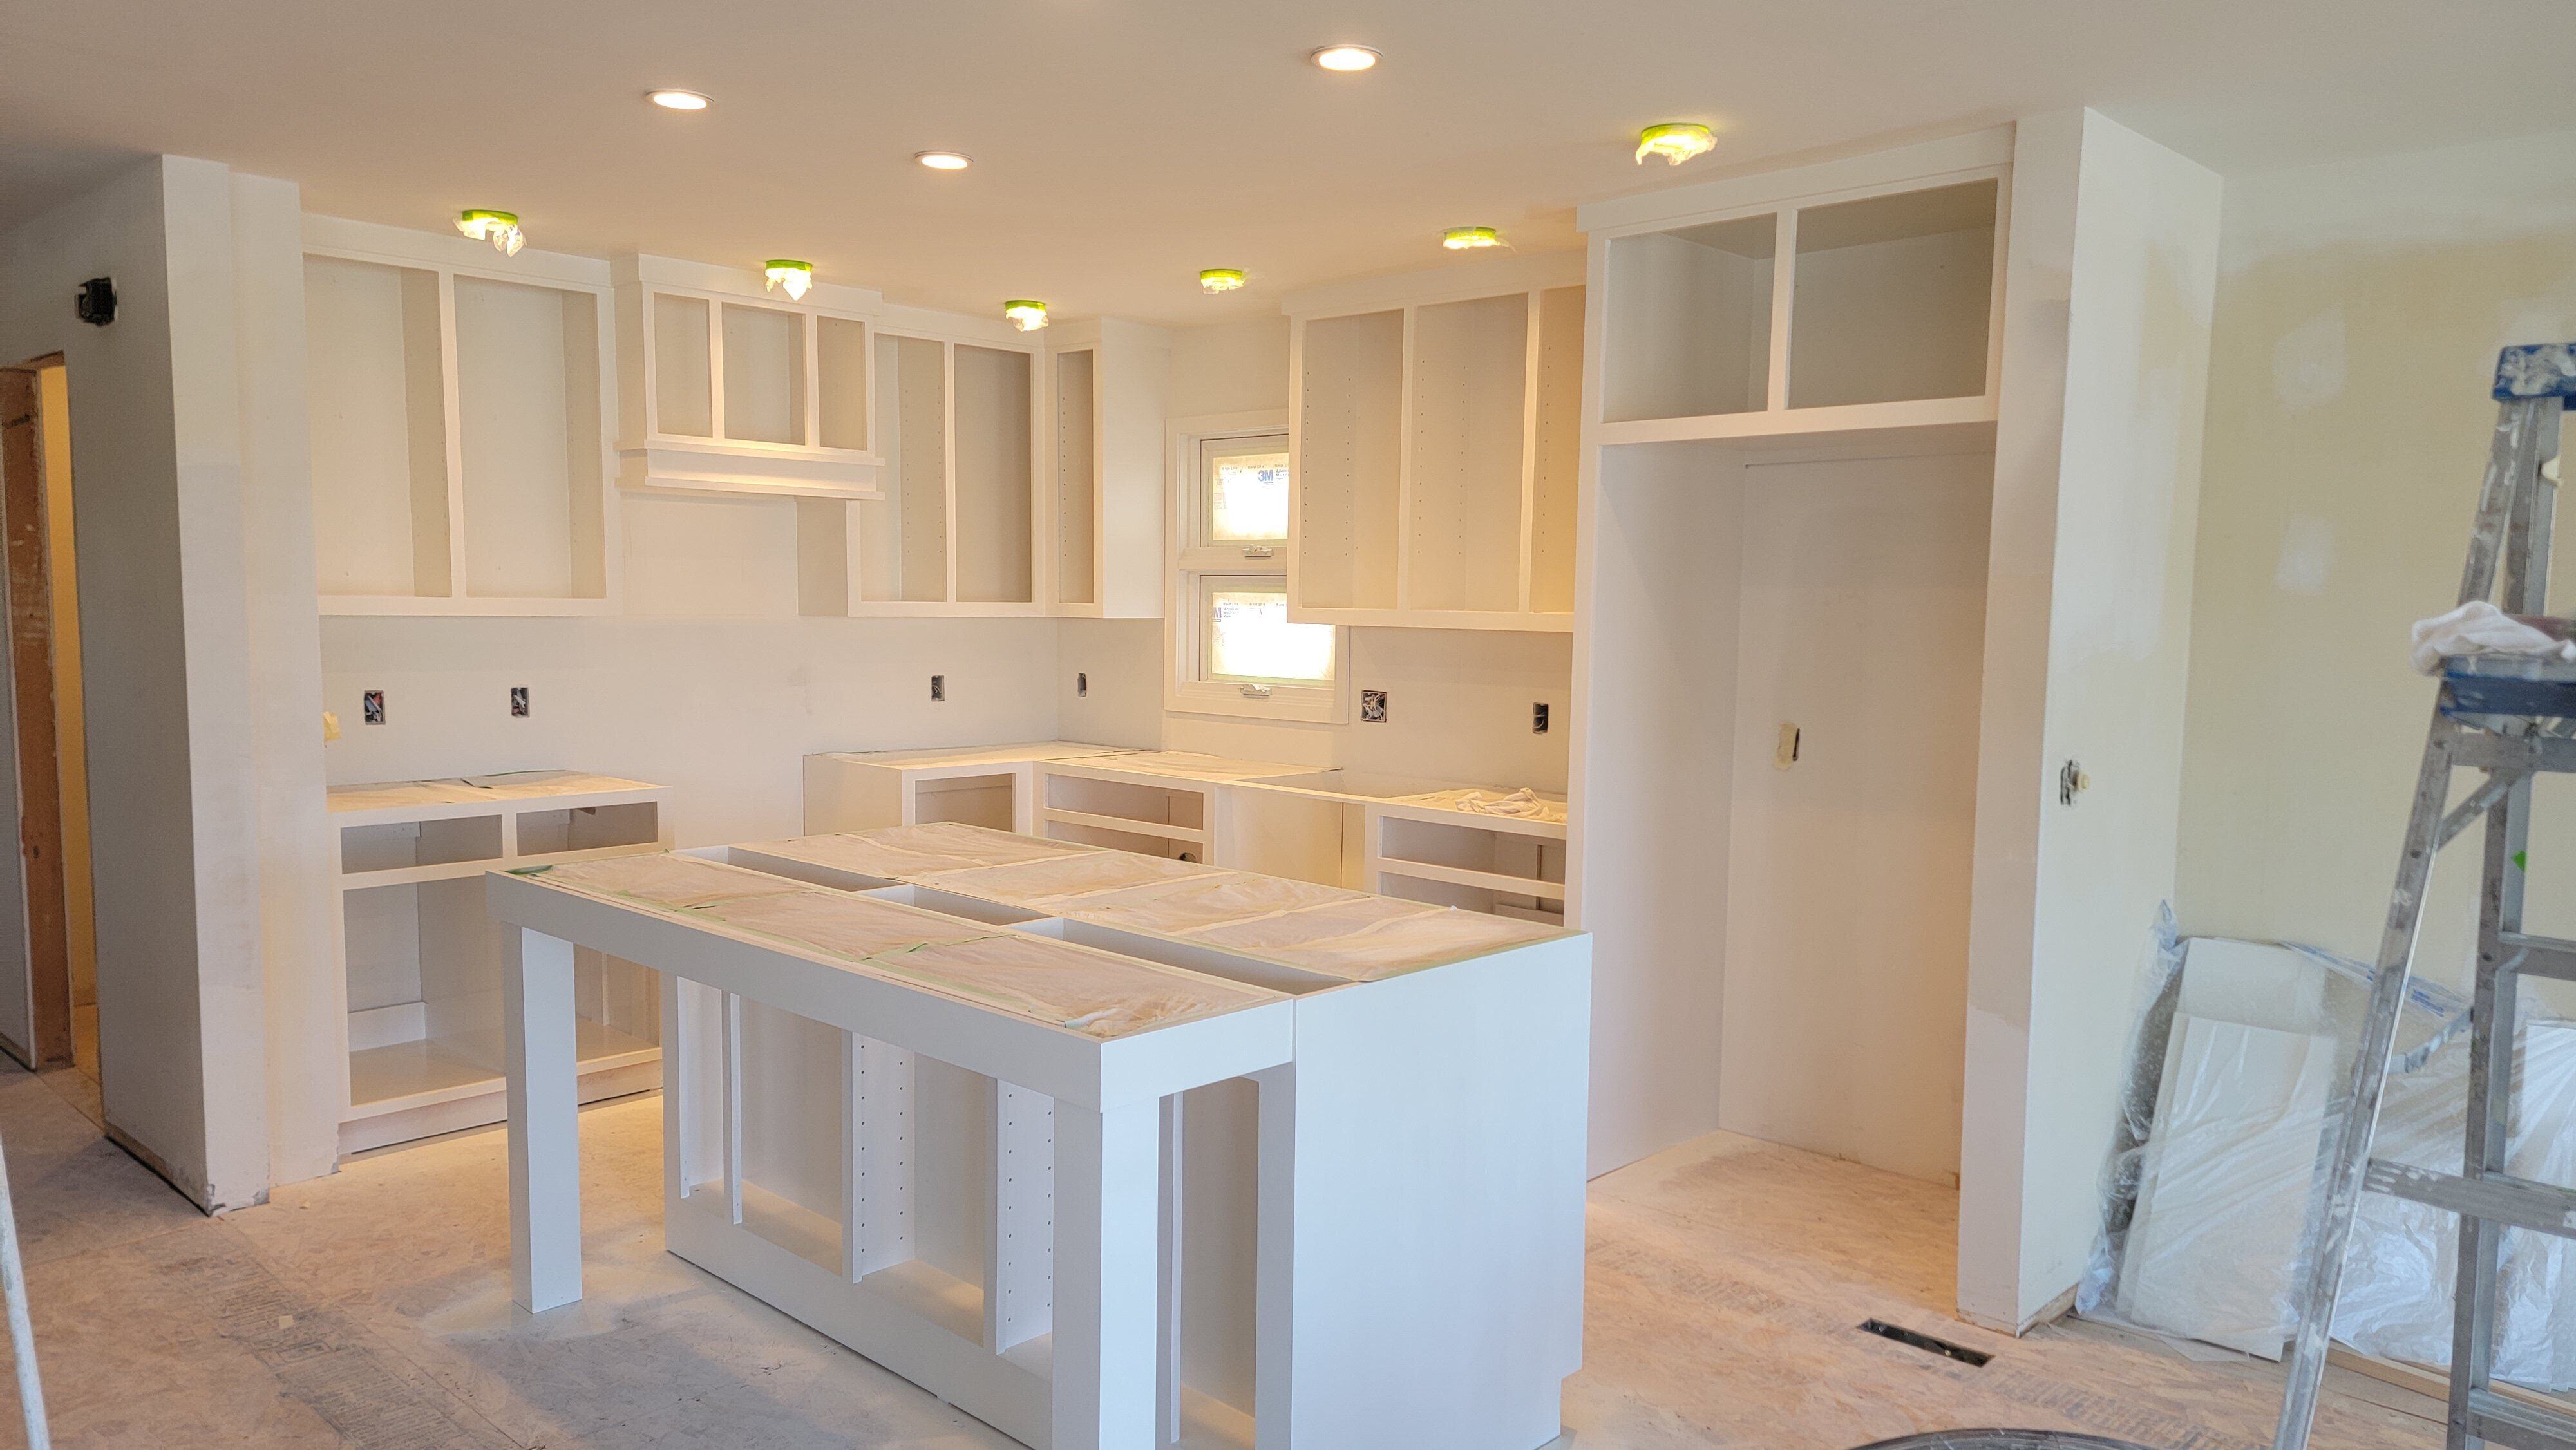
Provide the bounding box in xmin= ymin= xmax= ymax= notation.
xmin=2451 ymin=732 xmax=2576 ymax=774
xmin=2467 ymin=1386 xmax=2576 ymax=1450
xmin=2498 ymin=931 xmax=2576 ymax=981
xmin=2366 ymin=1159 xmax=2576 ymax=1238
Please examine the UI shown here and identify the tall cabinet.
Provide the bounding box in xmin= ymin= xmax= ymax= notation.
xmin=1569 ymin=117 xmax=2222 ymax=1333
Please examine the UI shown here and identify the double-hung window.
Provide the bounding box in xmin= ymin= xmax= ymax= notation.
xmin=1168 ymin=426 xmax=1347 ymax=721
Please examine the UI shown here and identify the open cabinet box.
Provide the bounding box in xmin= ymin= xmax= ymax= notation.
xmin=328 ymin=773 xmax=673 ymax=1153
xmin=1285 ymin=253 xmax=1586 ymax=632
xmin=303 ymin=218 xmax=619 ymax=614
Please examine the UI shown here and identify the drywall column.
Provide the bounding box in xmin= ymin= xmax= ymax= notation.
xmin=230 ymin=174 xmax=338 ymax=1189
xmin=1956 ymin=111 xmax=2221 ymax=1332
xmin=0 ymin=155 xmax=309 ymax=1210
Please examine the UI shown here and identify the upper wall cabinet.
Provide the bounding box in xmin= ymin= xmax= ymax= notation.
xmin=1048 ymin=318 xmax=1169 ymax=619
xmin=1285 ymin=253 xmax=1586 ymax=634
xmin=304 ymin=218 xmax=617 ymax=616
xmin=612 ymin=255 xmax=884 ymax=500
xmin=795 ymin=304 xmax=1046 ymax=617
xmin=1591 ymin=144 xmax=2006 ymax=446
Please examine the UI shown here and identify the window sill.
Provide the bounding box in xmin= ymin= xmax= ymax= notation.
xmin=1165 ymin=677 xmax=1349 ymax=725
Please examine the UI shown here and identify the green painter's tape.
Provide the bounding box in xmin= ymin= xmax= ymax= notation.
xmin=509 ymin=865 xmax=554 ymax=876
xmin=2515 ymin=851 xmax=2530 ymax=872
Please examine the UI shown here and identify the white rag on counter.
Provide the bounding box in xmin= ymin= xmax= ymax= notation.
xmin=1397 ymin=787 xmax=1568 ymax=824
xmin=2409 ymin=600 xmax=2576 ymax=675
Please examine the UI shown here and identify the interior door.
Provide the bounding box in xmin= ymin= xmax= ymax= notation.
xmin=1720 ymin=450 xmax=1992 ymax=1184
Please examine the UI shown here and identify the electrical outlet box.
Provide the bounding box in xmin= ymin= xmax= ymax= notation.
xmin=362 ymin=690 xmax=386 ymax=725
xmin=509 ymin=686 xmax=530 ymax=718
xmin=1360 ymin=689 xmax=1388 ymax=724
xmin=1077 ymin=672 xmax=1088 ymax=699
xmin=1533 ymin=702 xmax=1550 ymax=734
xmin=931 ymin=674 xmax=946 ymax=703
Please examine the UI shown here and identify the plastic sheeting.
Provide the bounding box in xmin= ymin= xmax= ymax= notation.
xmin=2080 ymin=912 xmax=2576 ymax=1388
xmin=741 ymin=822 xmax=1090 ymax=880
xmin=524 ymin=854 xmax=1277 ymax=1039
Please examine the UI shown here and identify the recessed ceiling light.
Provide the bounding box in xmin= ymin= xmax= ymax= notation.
xmin=647 ymin=89 xmax=712 ymax=111
xmin=916 ymin=151 xmax=972 ymax=171
xmin=1200 ymin=268 xmax=1247 ymax=294
xmin=1311 ymin=44 xmax=1380 ymax=72
xmin=456 ymin=209 xmax=524 ymax=256
xmin=1636 ymin=122 xmax=1716 ymax=166
xmin=764 ymin=260 xmax=814 ymax=301
xmin=1004 ymin=300 xmax=1049 ymax=332
xmin=1441 ymin=225 xmax=1502 ymax=251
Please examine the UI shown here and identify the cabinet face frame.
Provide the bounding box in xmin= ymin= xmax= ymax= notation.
xmin=1584 ymin=130 xmax=2012 ymax=448
xmin=304 ymin=238 xmax=623 ymax=617
xmin=841 ymin=320 xmax=1045 ymax=617
xmin=623 ymin=277 xmax=896 ymax=500
xmin=1283 ymin=252 xmax=1586 ymax=634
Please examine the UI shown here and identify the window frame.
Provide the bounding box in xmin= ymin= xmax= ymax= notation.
xmin=1165 ymin=410 xmax=1350 ymax=724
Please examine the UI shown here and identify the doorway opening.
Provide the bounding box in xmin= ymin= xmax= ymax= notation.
xmin=0 ymin=358 xmax=100 ymax=1103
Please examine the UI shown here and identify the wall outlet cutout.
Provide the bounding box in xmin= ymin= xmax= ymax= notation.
xmin=509 ymin=686 xmax=530 ymax=718
xmin=361 ymin=690 xmax=386 ymax=725
xmin=1360 ymin=689 xmax=1388 ymax=724
xmin=1532 ymin=702 xmax=1550 ymax=734
xmin=1775 ymin=722 xmax=1801 ymax=769
xmin=1077 ymin=672 xmax=1088 ymax=699
xmin=930 ymin=674 xmax=946 ymax=703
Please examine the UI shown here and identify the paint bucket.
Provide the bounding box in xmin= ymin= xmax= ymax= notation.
xmin=1852 ymin=1436 xmax=2155 ymax=1450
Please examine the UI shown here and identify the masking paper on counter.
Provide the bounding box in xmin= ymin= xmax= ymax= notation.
xmin=917 ymin=849 xmax=1224 ymax=912
xmin=741 ymin=822 xmax=1094 ymax=880
xmin=528 ymin=852 xmax=1276 ymax=1039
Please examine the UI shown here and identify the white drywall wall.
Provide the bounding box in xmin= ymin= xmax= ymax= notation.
xmin=1569 ymin=442 xmax=1743 ymax=1176
xmin=0 ymin=155 xmax=288 ymax=1209
xmin=1721 ymin=453 xmax=1991 ymax=1185
xmin=2177 ymin=128 xmax=2576 ymax=1023
xmin=320 ymin=612 xmax=1063 ymax=846
xmin=1957 ymin=111 xmax=2221 ymax=1331
xmin=231 ymin=172 xmax=340 ymax=1191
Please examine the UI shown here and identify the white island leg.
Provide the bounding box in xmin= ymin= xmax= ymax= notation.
xmin=1052 ymin=1096 xmax=1160 ymax=1450
xmin=503 ymin=926 xmax=582 ymax=1312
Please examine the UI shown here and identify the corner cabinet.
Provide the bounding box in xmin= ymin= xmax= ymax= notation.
xmin=1047 ymin=319 xmax=1169 ymax=618
xmin=303 ymin=217 xmax=620 ymax=616
xmin=1285 ymin=252 xmax=1586 ymax=634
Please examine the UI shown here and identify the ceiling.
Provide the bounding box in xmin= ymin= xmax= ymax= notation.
xmin=3 ymin=1 xmax=2568 ymax=326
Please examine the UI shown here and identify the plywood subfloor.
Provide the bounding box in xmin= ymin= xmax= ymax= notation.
xmin=0 ymin=1056 xmax=2468 ymax=1448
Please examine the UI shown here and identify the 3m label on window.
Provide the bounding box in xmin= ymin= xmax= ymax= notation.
xmin=1202 ymin=440 xmax=1290 ymax=547
xmin=1203 ymin=576 xmax=1332 ymax=684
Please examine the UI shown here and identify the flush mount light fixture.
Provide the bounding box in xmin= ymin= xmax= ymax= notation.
xmin=1003 ymin=299 xmax=1049 ymax=332
xmin=1441 ymin=225 xmax=1502 ymax=251
xmin=915 ymin=150 xmax=972 ymax=171
xmin=1636 ymin=122 xmax=1716 ymax=166
xmin=455 ymin=209 xmax=525 ymax=256
xmin=764 ymin=259 xmax=814 ymax=301
xmin=1311 ymin=44 xmax=1380 ymax=72
xmin=647 ymin=89 xmax=712 ymax=111
xmin=1199 ymin=268 xmax=1247 ymax=294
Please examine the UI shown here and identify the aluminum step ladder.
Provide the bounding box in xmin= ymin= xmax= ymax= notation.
xmin=2273 ymin=343 xmax=2576 ymax=1450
